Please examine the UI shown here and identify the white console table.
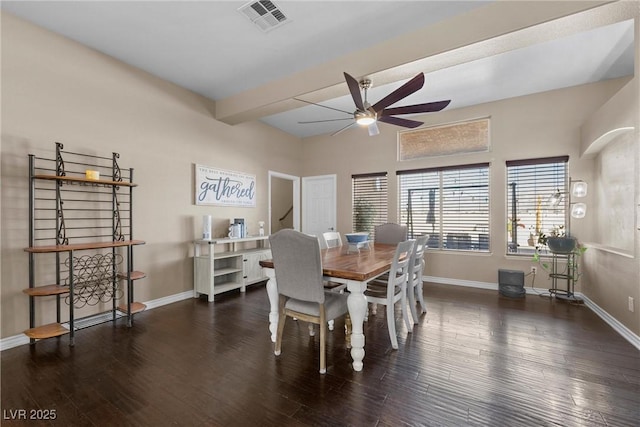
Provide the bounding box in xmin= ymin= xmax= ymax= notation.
xmin=193 ymin=236 xmax=270 ymax=302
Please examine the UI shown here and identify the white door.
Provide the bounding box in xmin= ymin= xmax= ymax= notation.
xmin=302 ymin=174 xmax=337 ymax=238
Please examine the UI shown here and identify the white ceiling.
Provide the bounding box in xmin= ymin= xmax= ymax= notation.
xmin=2 ymin=1 xmax=635 ymax=138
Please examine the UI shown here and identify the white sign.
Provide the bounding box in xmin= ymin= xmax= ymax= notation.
xmin=195 ymin=165 xmax=256 ymax=207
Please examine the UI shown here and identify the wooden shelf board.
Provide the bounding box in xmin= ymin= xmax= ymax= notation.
xmin=246 ymin=277 xmax=269 ymax=286
xmin=117 ymin=271 xmax=146 ymax=281
xmin=195 ymin=236 xmax=269 ymax=245
xmin=213 ymin=268 xmax=243 ymax=277
xmin=241 ymin=248 xmax=271 ymax=255
xmin=211 ymin=252 xmax=245 ymax=260
xmin=23 ymin=284 xmax=69 ymax=296
xmin=213 ymin=282 xmax=244 ymax=295
xmin=33 ymin=174 xmax=137 ymax=187
xmin=25 ymin=239 xmax=145 ymax=253
xmin=25 ymin=323 xmax=69 ymax=339
xmin=116 ymin=302 xmax=147 ymax=314
xmin=212 ymin=249 xmax=270 ymax=260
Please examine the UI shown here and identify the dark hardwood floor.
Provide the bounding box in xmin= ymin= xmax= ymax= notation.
xmin=2 ymin=283 xmax=639 ymax=426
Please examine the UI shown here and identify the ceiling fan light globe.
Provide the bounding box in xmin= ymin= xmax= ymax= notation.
xmin=355 ymin=110 xmax=375 ymax=126
xmin=356 ymin=117 xmax=375 ymax=126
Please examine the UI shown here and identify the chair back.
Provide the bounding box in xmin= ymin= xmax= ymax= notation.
xmin=386 ymin=239 xmax=415 ymax=298
xmin=322 ymin=231 xmax=342 ymax=249
xmin=409 ymin=234 xmax=428 ymax=286
xmin=375 ymin=223 xmax=408 ymax=244
xmin=269 ymin=229 xmax=325 ymax=303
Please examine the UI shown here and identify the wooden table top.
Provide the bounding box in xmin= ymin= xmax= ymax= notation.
xmin=259 ymin=243 xmax=397 ymax=282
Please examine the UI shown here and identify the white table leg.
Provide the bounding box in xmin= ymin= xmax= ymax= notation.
xmin=264 ymin=267 xmax=279 ymax=343
xmin=346 ymin=279 xmax=367 ymax=372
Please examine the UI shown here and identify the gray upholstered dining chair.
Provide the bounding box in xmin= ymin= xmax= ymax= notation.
xmin=320 ymin=231 xmax=347 ymax=296
xmin=269 ymin=229 xmax=350 ymax=374
xmin=374 ymin=223 xmax=408 ymax=244
xmin=371 ymin=223 xmax=409 ymax=291
xmin=407 ymin=234 xmax=428 ymax=323
xmin=364 ymin=239 xmax=415 ymax=349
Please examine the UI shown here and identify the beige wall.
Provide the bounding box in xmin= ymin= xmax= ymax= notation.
xmin=2 ymin=10 xmax=638 ymax=340
xmin=583 ymin=130 xmax=639 ymax=335
xmin=577 ymin=17 xmax=640 ymax=335
xmin=300 ymin=77 xmax=638 ymax=335
xmin=0 ymin=13 xmax=302 ymax=337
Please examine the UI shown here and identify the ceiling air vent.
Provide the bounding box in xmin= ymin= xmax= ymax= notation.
xmin=238 ymin=0 xmax=290 ymax=33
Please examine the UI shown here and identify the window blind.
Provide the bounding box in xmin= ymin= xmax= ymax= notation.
xmin=398 ymin=164 xmax=490 ymax=251
xmin=506 ymin=156 xmax=568 ymax=255
xmin=352 ymin=172 xmax=388 ymax=238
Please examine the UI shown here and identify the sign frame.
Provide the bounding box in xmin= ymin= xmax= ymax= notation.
xmin=195 ymin=164 xmax=256 ymax=207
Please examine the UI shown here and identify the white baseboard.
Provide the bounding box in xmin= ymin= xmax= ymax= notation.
xmin=424 ymin=275 xmax=550 ymax=296
xmin=0 ymin=334 xmax=30 ymax=351
xmin=6 ymin=283 xmax=638 ymax=353
xmin=0 ymin=290 xmax=195 ymax=351
xmin=424 ymin=276 xmax=640 ymax=350
xmin=144 ymin=290 xmax=194 ymax=310
xmin=579 ymin=293 xmax=640 ymax=351
xmin=425 ymin=275 xmax=498 ymax=291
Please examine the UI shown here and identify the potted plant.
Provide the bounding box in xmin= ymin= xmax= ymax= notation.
xmin=533 ymin=226 xmax=587 ymax=283
xmin=536 ymin=225 xmax=582 ymax=254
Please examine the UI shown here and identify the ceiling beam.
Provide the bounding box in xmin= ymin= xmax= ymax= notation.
xmin=214 ymin=1 xmax=617 ymax=125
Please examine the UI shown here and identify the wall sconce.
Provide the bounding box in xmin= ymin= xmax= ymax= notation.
xmin=571 ymin=180 xmax=588 ymax=198
xmin=571 ymin=203 xmax=587 ymax=219
xmin=547 ymin=178 xmax=587 ymax=235
xmin=570 ymin=179 xmax=587 ymax=219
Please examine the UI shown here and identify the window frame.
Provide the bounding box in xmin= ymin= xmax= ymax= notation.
xmin=397 ymin=163 xmax=490 ymax=252
xmin=505 ymin=156 xmax=568 ymax=256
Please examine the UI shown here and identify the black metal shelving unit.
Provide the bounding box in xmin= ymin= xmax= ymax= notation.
xmin=548 ymin=251 xmax=582 ymax=303
xmin=25 ymin=143 xmax=146 ymax=345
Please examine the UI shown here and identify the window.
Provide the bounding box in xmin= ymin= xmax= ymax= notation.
xmin=352 ymin=173 xmax=388 ymax=237
xmin=506 ymin=156 xmax=568 ymax=255
xmin=398 ymin=118 xmax=489 ymax=160
xmin=398 ymin=163 xmax=490 ymax=251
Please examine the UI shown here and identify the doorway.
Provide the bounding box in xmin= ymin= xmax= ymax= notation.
xmin=268 ymin=171 xmax=300 ymax=234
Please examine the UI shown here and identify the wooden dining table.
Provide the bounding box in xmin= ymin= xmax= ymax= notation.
xmin=259 ymin=242 xmax=398 ymax=372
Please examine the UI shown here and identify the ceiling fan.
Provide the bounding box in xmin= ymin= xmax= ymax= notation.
xmin=296 ymin=72 xmax=451 ymax=136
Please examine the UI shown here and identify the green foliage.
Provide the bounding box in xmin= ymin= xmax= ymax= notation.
xmin=532 ymin=237 xmax=587 ymax=283
xmin=536 ymin=225 xmax=565 ymax=248
xmin=354 ymin=199 xmax=376 ymax=232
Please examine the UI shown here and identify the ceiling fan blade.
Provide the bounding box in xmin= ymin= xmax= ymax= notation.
xmin=331 ymin=121 xmax=356 ymax=136
xmin=382 ymin=100 xmax=451 ymax=116
xmin=368 ymin=122 xmax=380 ymax=136
xmin=370 ymin=72 xmax=425 ymax=113
xmin=298 ymin=118 xmax=354 ymax=124
xmin=344 ymin=72 xmax=364 ymax=110
xmin=378 ymin=115 xmax=423 ymax=128
xmin=294 ymin=98 xmax=353 ymax=115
